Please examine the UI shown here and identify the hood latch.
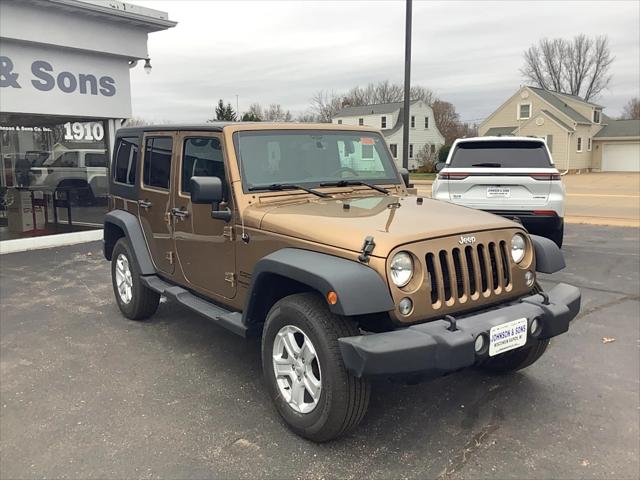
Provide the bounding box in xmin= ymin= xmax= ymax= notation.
xmin=358 ymin=236 xmax=376 ymax=264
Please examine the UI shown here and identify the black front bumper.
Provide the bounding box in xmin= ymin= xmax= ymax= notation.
xmin=338 ymin=283 xmax=580 ymax=379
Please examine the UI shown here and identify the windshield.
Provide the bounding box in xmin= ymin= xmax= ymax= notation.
xmin=449 ymin=140 xmax=552 ymax=168
xmin=234 ymin=130 xmax=400 ymax=190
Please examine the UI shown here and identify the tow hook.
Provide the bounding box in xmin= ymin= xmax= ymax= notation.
xmin=444 ymin=314 xmax=458 ymax=332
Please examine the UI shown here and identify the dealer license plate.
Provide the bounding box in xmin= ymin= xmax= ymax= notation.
xmin=487 ymin=186 xmax=511 ymax=198
xmin=489 ymin=318 xmax=528 ymax=357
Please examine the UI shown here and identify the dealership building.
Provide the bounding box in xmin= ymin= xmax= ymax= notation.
xmin=0 ymin=0 xmax=175 ymax=252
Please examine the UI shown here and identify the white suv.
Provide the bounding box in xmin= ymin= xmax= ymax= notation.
xmin=432 ymin=136 xmax=565 ymax=246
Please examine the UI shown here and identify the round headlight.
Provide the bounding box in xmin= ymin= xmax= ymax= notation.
xmin=390 ymin=252 xmax=414 ymax=287
xmin=511 ymin=234 xmax=526 ymax=263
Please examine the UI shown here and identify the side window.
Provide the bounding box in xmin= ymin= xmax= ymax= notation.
xmin=114 ymin=137 xmax=139 ymax=185
xmin=85 ymin=152 xmax=107 ymax=168
xmin=182 ymin=137 xmax=225 ymax=195
xmin=143 ymin=136 xmax=173 ymax=190
xmin=52 ymin=151 xmax=79 ymax=167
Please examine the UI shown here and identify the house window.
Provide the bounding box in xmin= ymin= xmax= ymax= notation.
xmin=424 ymin=117 xmax=429 ymax=129
xmin=587 ymin=137 xmax=592 ymax=151
xmin=577 ymin=137 xmax=583 ymax=152
xmin=409 ymin=144 xmax=414 ymax=158
xmin=389 ymin=144 xmax=398 ymax=158
xmin=593 ymin=110 xmax=601 ymax=124
xmin=358 ymin=118 xmax=364 ymax=126
xmin=430 ymin=144 xmax=436 ymax=154
xmin=381 ymin=116 xmax=387 ymax=128
xmin=518 ymin=103 xmax=531 ymax=120
xmin=410 ymin=116 xmax=415 ymax=128
xmin=337 ymin=119 xmax=342 ymax=124
xmin=545 ymin=135 xmax=553 ymax=153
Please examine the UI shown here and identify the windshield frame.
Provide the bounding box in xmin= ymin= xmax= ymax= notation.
xmin=232 ymin=129 xmax=402 ymax=194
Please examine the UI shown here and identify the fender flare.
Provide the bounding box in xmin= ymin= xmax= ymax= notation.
xmin=531 ymin=234 xmax=566 ymax=274
xmin=244 ymin=248 xmax=395 ymax=325
xmin=103 ymin=210 xmax=156 ymax=275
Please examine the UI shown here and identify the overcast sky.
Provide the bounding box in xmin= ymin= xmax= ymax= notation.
xmin=128 ymin=1 xmax=640 ymax=124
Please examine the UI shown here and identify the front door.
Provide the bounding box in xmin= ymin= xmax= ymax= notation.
xmin=172 ymin=133 xmax=236 ymax=299
xmin=138 ymin=134 xmax=175 ymax=276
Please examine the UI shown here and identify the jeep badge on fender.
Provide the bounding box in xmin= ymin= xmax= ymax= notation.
xmin=103 ymin=123 xmax=581 ymax=442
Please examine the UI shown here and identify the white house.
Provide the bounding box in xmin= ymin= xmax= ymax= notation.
xmin=332 ymin=100 xmax=445 ymax=170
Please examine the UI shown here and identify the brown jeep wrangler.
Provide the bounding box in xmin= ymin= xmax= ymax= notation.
xmin=103 ymin=123 xmax=581 ymax=442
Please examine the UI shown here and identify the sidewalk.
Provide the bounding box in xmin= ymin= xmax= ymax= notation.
xmin=413 ymin=173 xmax=639 ymax=228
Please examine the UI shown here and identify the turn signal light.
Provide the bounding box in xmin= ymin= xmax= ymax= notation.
xmin=326 ymin=291 xmax=338 ymax=305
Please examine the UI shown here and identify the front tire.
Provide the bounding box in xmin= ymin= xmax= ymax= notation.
xmin=261 ymin=293 xmax=370 ymax=442
xmin=480 ymin=339 xmax=550 ymax=373
xmin=111 ymin=238 xmax=160 ymax=320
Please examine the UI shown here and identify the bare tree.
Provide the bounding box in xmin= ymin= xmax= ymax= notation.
xmin=620 ymin=98 xmax=640 ymax=120
xmin=123 ymin=117 xmax=151 ymax=127
xmin=341 ymin=81 xmax=435 ymax=106
xmin=263 ymin=104 xmax=292 ymax=122
xmin=296 ymin=112 xmax=319 ymax=123
xmin=310 ymin=90 xmax=343 ymax=123
xmin=431 ymin=100 xmax=460 ymax=145
xmin=521 ymin=35 xmax=614 ymax=101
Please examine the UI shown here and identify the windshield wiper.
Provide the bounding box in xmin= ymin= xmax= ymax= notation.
xmin=319 ymin=180 xmax=389 ymax=194
xmin=248 ymin=183 xmax=330 ymax=198
xmin=471 ymin=162 xmax=502 ymax=168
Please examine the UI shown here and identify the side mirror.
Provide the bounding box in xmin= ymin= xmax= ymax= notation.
xmin=190 ymin=176 xmax=223 ymax=204
xmin=190 ymin=176 xmax=231 ymax=222
xmin=435 ymin=162 xmax=446 ymax=172
xmin=398 ymin=167 xmax=410 ymax=187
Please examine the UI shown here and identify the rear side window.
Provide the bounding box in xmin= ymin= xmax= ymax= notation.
xmin=85 ymin=152 xmax=107 ymax=168
xmin=449 ymin=141 xmax=552 ymax=168
xmin=143 ymin=137 xmax=173 ymax=189
xmin=181 ymin=137 xmax=225 ymax=194
xmin=114 ymin=137 xmax=139 ymax=185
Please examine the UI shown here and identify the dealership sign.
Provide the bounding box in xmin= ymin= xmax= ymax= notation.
xmin=0 ymin=41 xmax=131 ymax=118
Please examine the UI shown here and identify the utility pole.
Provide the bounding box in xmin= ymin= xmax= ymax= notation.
xmin=402 ymin=0 xmax=412 ymax=171
xmin=236 ymin=94 xmax=239 ymax=122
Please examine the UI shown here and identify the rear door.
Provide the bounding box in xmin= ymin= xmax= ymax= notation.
xmin=138 ymin=133 xmax=175 ymax=276
xmin=445 ymin=140 xmax=556 ymax=208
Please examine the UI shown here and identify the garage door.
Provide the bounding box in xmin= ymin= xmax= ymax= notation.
xmin=602 ymin=143 xmax=640 ymax=172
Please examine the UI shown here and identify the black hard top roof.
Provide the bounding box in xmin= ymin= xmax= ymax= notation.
xmin=116 ymin=123 xmax=232 ymax=136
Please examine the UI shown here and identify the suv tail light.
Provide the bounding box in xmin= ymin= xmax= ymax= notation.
xmin=439 ymin=172 xmax=469 ymax=180
xmin=529 ymin=173 xmax=561 ymax=181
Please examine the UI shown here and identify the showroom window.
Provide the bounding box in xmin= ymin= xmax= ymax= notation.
xmin=0 ymin=121 xmax=108 ymax=241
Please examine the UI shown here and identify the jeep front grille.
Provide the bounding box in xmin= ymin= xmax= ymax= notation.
xmin=425 ymin=241 xmax=511 ymax=308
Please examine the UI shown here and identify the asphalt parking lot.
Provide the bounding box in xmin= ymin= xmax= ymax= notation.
xmin=1 ymin=224 xmax=639 ymax=479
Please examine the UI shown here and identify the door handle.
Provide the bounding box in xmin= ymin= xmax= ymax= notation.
xmin=139 ymin=199 xmax=152 ymax=209
xmin=170 ymin=207 xmax=190 ymax=220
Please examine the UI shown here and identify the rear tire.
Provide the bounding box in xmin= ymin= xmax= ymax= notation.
xmin=480 ymin=339 xmax=550 ymax=373
xmin=111 ymin=238 xmax=160 ymax=320
xmin=261 ymin=293 xmax=370 ymax=442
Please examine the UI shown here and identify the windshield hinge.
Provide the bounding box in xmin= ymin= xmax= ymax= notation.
xmin=223 ymin=225 xmax=234 ymax=241
xmin=358 ymin=236 xmax=376 ymax=264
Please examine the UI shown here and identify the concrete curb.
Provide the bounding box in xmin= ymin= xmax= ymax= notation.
xmin=0 ymin=229 xmax=103 ymax=255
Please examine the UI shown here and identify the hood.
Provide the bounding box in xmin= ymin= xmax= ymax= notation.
xmin=250 ymin=194 xmax=519 ymax=257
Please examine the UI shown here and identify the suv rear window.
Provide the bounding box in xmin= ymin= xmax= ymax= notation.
xmin=449 ymin=140 xmax=552 ymax=168
xmin=143 ymin=137 xmax=173 ymax=189
xmin=114 ymin=137 xmax=139 ymax=185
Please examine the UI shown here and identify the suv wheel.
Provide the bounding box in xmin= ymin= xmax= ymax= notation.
xmin=261 ymin=293 xmax=370 ymax=442
xmin=111 ymin=238 xmax=160 ymax=320
xmin=479 ymin=339 xmax=550 ymax=373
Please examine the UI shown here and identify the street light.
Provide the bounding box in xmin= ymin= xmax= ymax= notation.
xmin=402 ymin=0 xmax=412 ymax=171
xmin=143 ymin=58 xmax=152 ymax=75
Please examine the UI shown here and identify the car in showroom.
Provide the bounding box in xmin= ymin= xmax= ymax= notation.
xmin=432 ymin=137 xmax=566 ymax=246
xmin=103 ymin=123 xmax=580 ymax=441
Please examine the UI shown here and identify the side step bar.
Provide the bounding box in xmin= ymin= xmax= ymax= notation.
xmin=140 ymin=275 xmax=247 ymax=337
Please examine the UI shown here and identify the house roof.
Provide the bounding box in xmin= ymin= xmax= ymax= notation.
xmin=484 ymin=126 xmax=516 ymax=136
xmin=594 ymin=119 xmax=640 ymax=138
xmin=333 ymin=100 xmax=420 ymax=118
xmin=528 ymin=87 xmax=592 ymax=125
xmin=540 ymin=109 xmax=574 ymax=131
xmin=545 ymin=89 xmax=603 ymax=108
